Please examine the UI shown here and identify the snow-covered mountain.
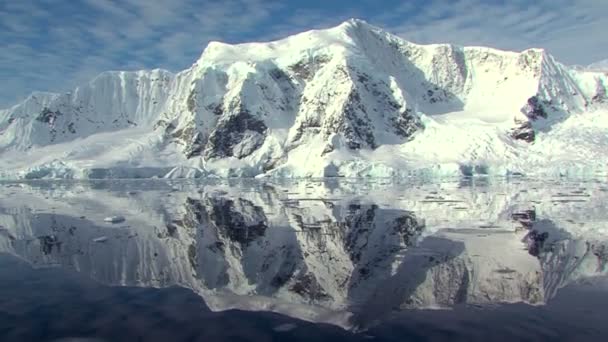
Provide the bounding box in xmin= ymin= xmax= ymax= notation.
xmin=588 ymin=59 xmax=608 ymax=71
xmin=1 ymin=19 xmax=607 ymax=179
xmin=1 ymin=180 xmax=607 ymax=329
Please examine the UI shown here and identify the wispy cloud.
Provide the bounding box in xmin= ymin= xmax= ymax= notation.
xmin=375 ymin=0 xmax=608 ymax=65
xmin=0 ymin=0 xmax=285 ymax=107
xmin=1 ymin=0 xmax=606 ymax=108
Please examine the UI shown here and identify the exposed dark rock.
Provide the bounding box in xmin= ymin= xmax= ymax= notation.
xmin=166 ymin=223 xmax=178 ymax=238
xmin=184 ymin=197 xmax=208 ymax=226
xmin=185 ymin=131 xmax=205 ymax=159
xmin=394 ymin=213 xmax=425 ymax=246
xmin=524 ymin=230 xmax=549 ymax=257
xmin=204 ymin=106 xmax=268 ymax=159
xmin=334 ymin=89 xmax=376 ymax=150
xmin=287 ymin=55 xmax=330 ymax=80
xmin=169 ymin=125 xmax=192 ymax=142
xmin=512 ymin=208 xmax=547 ymax=256
xmin=591 ymin=243 xmax=608 ymax=271
xmin=512 ymin=209 xmax=537 ymax=222
xmin=38 ymin=235 xmax=62 ymax=255
xmin=357 ymin=73 xmax=370 ymax=83
xmin=344 ymin=205 xmax=378 ymax=263
xmin=188 ymin=243 xmax=197 ymax=269
xmin=269 ymin=68 xmax=291 ymax=83
xmin=206 ymin=103 xmax=224 ymax=116
xmin=291 ymin=116 xmax=321 ymax=144
xmin=523 ymin=96 xmax=549 ymax=120
xmin=161 ymin=121 xmax=207 ymax=159
xmin=153 ymin=119 xmax=172 ymax=131
xmin=512 ymin=208 xmax=536 ymax=229
xmin=321 ymin=143 xmax=334 ymax=156
xmin=208 ymin=197 xmax=268 ymax=246
xmin=454 ymin=269 xmax=470 ymax=304
xmin=187 ymin=89 xmax=197 ymax=112
xmin=391 ymin=108 xmax=423 ymax=139
xmin=36 ymin=108 xmax=62 ymax=124
xmin=289 ymin=273 xmax=330 ymax=301
xmin=592 ymin=80 xmax=607 ymax=103
xmin=342 ymin=205 xmax=424 ymax=266
xmin=511 ymin=120 xmax=535 ymax=143
xmin=517 ymin=50 xmax=543 ymax=77
xmin=348 ymin=204 xmax=362 ymax=211
xmin=423 ymin=87 xmax=450 ymax=104
xmin=271 ymin=274 xmax=290 ymax=288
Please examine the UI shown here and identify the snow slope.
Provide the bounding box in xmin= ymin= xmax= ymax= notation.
xmin=1 ymin=19 xmax=607 ymax=179
xmin=588 ymin=59 xmax=608 ymax=71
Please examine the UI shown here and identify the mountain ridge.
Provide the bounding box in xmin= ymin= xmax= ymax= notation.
xmin=1 ymin=19 xmax=607 ymax=179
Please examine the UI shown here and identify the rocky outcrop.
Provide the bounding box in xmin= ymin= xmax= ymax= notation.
xmin=522 ymin=96 xmax=550 ymax=121
xmin=511 ymin=120 xmax=535 ymax=143
xmin=204 ymin=107 xmax=268 ymax=160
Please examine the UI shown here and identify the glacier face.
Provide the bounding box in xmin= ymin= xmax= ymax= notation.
xmin=0 ymin=179 xmax=607 ymax=329
xmin=1 ymin=19 xmax=608 ymax=179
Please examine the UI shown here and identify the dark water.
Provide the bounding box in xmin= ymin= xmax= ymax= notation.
xmin=1 ymin=179 xmax=607 ymax=341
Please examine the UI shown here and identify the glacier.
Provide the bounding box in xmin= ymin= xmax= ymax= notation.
xmin=1 ymin=19 xmax=607 ymax=179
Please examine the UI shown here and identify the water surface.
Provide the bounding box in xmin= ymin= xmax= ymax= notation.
xmin=1 ymin=179 xmax=607 ymax=341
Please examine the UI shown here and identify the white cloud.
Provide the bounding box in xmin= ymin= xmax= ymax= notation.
xmin=0 ymin=0 xmax=284 ymax=107
xmin=375 ymin=0 xmax=608 ymax=65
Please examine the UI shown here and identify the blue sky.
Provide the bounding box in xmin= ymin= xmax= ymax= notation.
xmin=2 ymin=0 xmax=608 ymax=107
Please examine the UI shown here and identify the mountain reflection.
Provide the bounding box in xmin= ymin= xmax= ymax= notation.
xmin=1 ymin=179 xmax=607 ymax=330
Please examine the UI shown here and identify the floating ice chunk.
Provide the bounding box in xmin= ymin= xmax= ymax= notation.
xmin=273 ymin=323 xmax=297 ymax=332
xmin=93 ymin=236 xmax=108 ymax=243
xmin=104 ymin=216 xmax=126 ymax=223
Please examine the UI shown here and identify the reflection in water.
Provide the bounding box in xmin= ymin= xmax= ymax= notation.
xmin=1 ymin=179 xmax=608 ymax=337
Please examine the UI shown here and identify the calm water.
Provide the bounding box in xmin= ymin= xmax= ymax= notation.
xmin=1 ymin=179 xmax=608 ymax=341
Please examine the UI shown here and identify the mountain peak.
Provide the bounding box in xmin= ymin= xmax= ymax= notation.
xmin=334 ymin=18 xmax=388 ymax=39
xmin=339 ymin=18 xmax=372 ymax=29
xmin=197 ymin=20 xmax=377 ymax=65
